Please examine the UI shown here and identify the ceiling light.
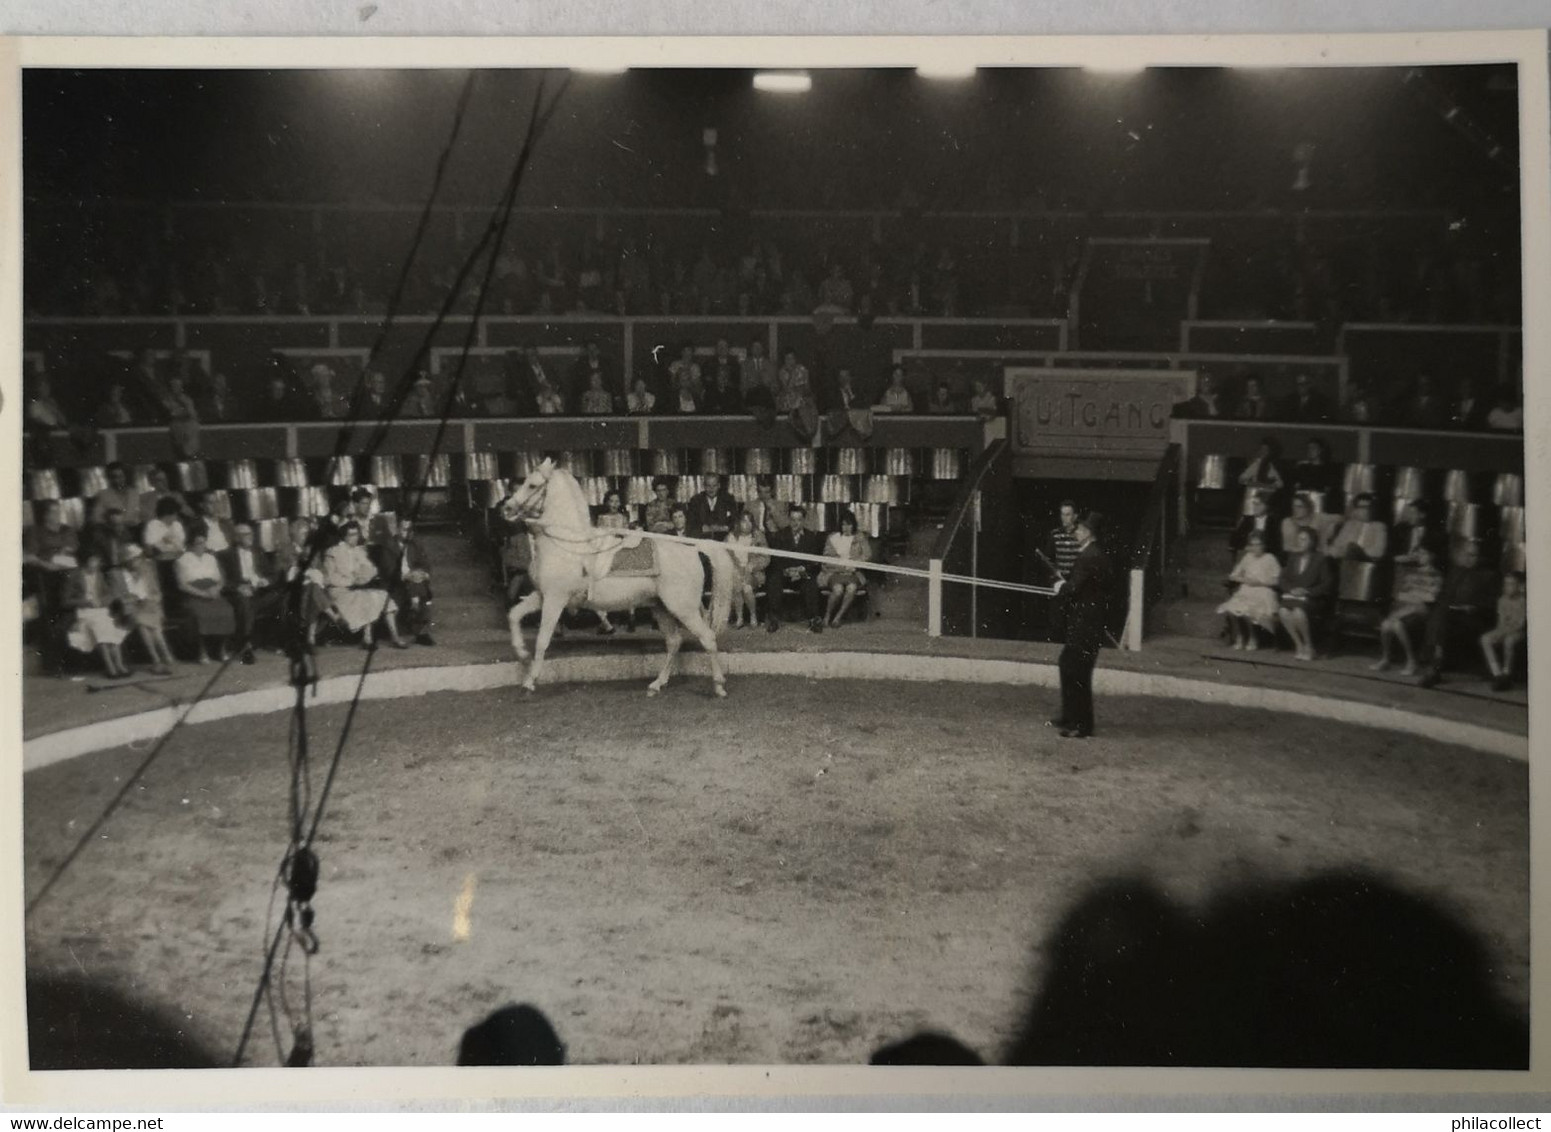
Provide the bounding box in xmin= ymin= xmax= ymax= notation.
xmin=572 ymin=65 xmax=628 ymax=75
xmin=1084 ymin=63 xmax=1147 ymax=75
xmin=753 ymin=71 xmax=812 ymax=93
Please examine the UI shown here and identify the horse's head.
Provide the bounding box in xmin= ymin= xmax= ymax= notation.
xmin=500 ymin=457 xmax=555 ymax=524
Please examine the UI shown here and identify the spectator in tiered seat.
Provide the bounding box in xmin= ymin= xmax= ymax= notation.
xmin=625 ymin=376 xmax=656 ymax=415
xmin=725 ymin=512 xmax=768 ymax=630
xmin=1237 ymin=437 xmax=1285 ymax=503
xmin=358 ymin=370 xmax=392 ymax=420
xmin=1391 ymin=500 xmax=1440 ymax=565
xmin=1173 ymin=373 xmax=1223 ymax=420
xmin=63 ymin=546 xmax=132 ymax=678
xmin=1417 ymin=541 xmax=1500 ymax=688
xmin=1289 ymin=438 xmax=1339 ymax=506
xmin=377 ymin=518 xmax=436 ymax=647
xmin=26 ymin=375 xmax=70 ymax=431
xmin=140 ymin=468 xmax=195 ymax=529
xmin=926 ymin=380 xmax=957 ymax=414
xmin=705 ymin=340 xmax=740 ymax=395
xmin=819 ymin=510 xmax=872 ymax=628
xmin=194 ymin=492 xmax=236 ymax=554
xmin=1480 ymin=571 xmax=1526 ymax=692
xmin=668 ymin=504 xmax=691 ymax=539
xmin=161 ymin=374 xmax=202 ymax=459
xmin=1276 ymin=526 xmax=1334 ymax=661
xmin=221 ymin=523 xmax=283 ymax=665
xmin=701 ymin=363 xmax=742 ymax=414
xmin=1280 ymin=494 xmax=1332 ymax=557
xmin=776 ymin=350 xmax=814 ymax=414
xmin=1217 ymin=530 xmax=1281 ymax=651
xmin=143 ymin=497 xmax=189 ymax=562
xmin=746 ymin=478 xmax=782 ymax=538
xmin=569 ymin=340 xmax=612 ymax=406
xmin=579 ymin=371 xmax=614 ymax=416
xmin=764 ymin=504 xmax=826 ymax=634
xmin=686 ymin=473 xmax=737 ymax=541
xmin=257 ymin=373 xmax=317 ymax=422
xmin=347 ymin=488 xmax=395 ymax=550
xmin=275 ymin=517 xmax=340 ymax=645
xmin=310 ymin=364 xmax=348 ymax=421
xmin=1230 ymin=491 xmax=1282 ymax=559
xmin=90 ymin=463 xmax=143 ymax=528
xmin=877 ymin=365 xmax=915 ymax=414
xmin=1486 ymin=387 xmax=1523 ymax=431
xmin=1044 ymin=501 xmax=1082 ymax=581
xmin=1328 ymin=494 xmax=1389 ymax=562
xmin=969 ymin=376 xmax=1000 ymax=419
xmin=669 ymin=344 xmax=703 ymax=400
xmin=174 ymin=525 xmax=236 ymax=664
xmin=1340 ymin=381 xmax=1377 ymax=425
xmin=322 ymin=521 xmax=408 ymax=650
xmin=1280 ymin=372 xmax=1333 ymax=423
xmin=1369 ymin=542 xmax=1445 ymax=675
xmin=1401 ymin=375 xmax=1451 ymax=430
xmin=403 ymin=374 xmax=440 ymax=418
xmin=817 ymin=262 xmax=854 ymax=313
xmin=671 ymin=366 xmax=700 ymax=414
xmin=1452 ymin=378 xmax=1490 ymax=430
xmin=1235 ymin=376 xmax=1271 ymax=421
xmin=94 ymin=382 xmax=135 ymax=428
xmin=113 ymin=542 xmax=175 ymax=676
xmin=533 ymin=376 xmax=565 ymax=416
xmin=740 ymin=339 xmax=777 ymax=406
xmin=520 ymin=347 xmax=555 ymax=410
xmin=644 ymin=479 xmax=676 ymax=533
xmin=24 ymin=500 xmax=80 ymax=677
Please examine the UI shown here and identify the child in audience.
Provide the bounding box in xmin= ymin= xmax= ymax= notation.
xmin=1217 ymin=530 xmax=1282 ymax=650
xmin=1480 ymin=571 xmax=1527 ymax=692
xmin=1372 ymin=543 xmax=1444 ymax=675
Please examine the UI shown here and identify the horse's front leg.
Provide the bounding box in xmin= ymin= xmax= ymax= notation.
xmin=507 ymin=590 xmax=543 ymax=661
xmin=523 ymin=601 xmax=566 ymax=692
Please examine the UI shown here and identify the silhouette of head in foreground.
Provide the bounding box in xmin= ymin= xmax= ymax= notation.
xmin=27 ymin=974 xmax=221 ymax=1069
xmin=457 ymin=1003 xmax=567 ymax=1066
xmin=873 ymin=870 xmax=1528 ymax=1069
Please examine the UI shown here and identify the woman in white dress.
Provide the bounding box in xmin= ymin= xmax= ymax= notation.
xmin=322 ymin=521 xmax=407 ymax=649
xmin=819 ymin=510 xmax=872 ymax=628
xmin=175 ymin=525 xmax=236 ymax=663
xmin=1216 ymin=529 xmax=1282 ymax=650
xmin=64 ymin=547 xmax=131 ymax=677
xmin=114 ymin=542 xmax=175 ymax=675
xmin=143 ymin=497 xmax=189 ymax=562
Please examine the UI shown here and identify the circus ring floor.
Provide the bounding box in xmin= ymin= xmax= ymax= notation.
xmin=21 ymin=652 xmax=1530 ymax=1069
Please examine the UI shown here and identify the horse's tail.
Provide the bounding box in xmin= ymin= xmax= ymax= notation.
xmin=704 ymin=545 xmax=736 ymax=634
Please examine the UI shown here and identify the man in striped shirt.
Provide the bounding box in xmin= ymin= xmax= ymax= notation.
xmin=1044 ymin=500 xmax=1083 ymax=580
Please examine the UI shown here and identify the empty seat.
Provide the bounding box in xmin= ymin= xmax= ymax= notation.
xmin=819 ymin=475 xmax=853 ymax=503
xmin=370 ymin=455 xmax=403 ymax=488
xmin=56 ymin=497 xmax=87 ymax=530
xmin=1442 ymin=468 xmax=1475 ymax=505
xmin=835 ymin=448 xmax=867 ymax=475
xmin=224 ymin=460 xmax=260 ymax=490
xmin=600 ymin=449 xmax=635 ymax=477
xmin=464 ymin=452 xmax=499 ymax=482
xmin=1492 ymin=473 xmax=1524 ymax=508
xmin=930 ymin=448 xmax=961 ymax=480
xmin=863 ymin=475 xmax=903 ymax=505
xmin=73 ymin=466 xmax=109 ymax=498
xmin=1341 ymin=463 xmax=1377 ymax=498
xmin=674 ymin=475 xmax=701 ymax=503
xmin=235 ymin=487 xmax=281 ymax=523
xmin=699 ymin=448 xmax=733 ymax=475
xmin=273 ymin=458 xmax=309 ymax=488
xmin=1196 ymin=454 xmax=1229 ymax=490
xmin=325 ymin=456 xmax=356 ymax=486
xmin=625 ymin=476 xmax=653 ymax=506
xmin=580 ymin=476 xmax=610 ymax=506
xmin=774 ymin=474 xmax=806 ymax=503
xmin=788 ymin=447 xmax=817 ymax=475
xmin=203 ymin=489 xmax=234 ymax=520
xmin=1499 ymin=506 xmax=1526 ymax=546
xmin=27 ymin=470 xmax=61 ymax=501
xmin=742 ymin=448 xmax=774 ymax=476
xmin=1448 ymin=502 xmax=1485 ymax=540
xmin=1391 ymin=466 xmax=1426 ymax=502
xmin=1338 ymin=560 xmax=1382 ymax=603
xmin=414 ymin=454 xmax=451 ymax=488
xmin=882 ymin=447 xmax=914 ymax=476
xmin=175 ymin=461 xmax=209 ymax=492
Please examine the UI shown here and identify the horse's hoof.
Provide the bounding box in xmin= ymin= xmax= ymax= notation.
xmin=521 ymin=680 xmax=536 ymax=693
xmin=646 ymin=686 xmax=661 ymax=697
xmin=714 ymin=684 xmax=728 ymax=699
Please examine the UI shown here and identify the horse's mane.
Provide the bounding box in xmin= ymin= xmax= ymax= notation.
xmin=540 ymin=463 xmax=594 ymax=529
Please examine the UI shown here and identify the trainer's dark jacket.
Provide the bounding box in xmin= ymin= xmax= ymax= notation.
xmin=1062 ymin=541 xmax=1111 ymax=650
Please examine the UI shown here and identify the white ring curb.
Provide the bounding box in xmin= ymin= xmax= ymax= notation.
xmin=23 ymin=652 xmax=1527 ymax=772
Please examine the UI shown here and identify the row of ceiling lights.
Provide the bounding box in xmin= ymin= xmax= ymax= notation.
xmin=571 ymin=65 xmax=1149 ymax=86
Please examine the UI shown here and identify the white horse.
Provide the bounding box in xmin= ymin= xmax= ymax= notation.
xmin=500 ymin=458 xmax=736 ymax=697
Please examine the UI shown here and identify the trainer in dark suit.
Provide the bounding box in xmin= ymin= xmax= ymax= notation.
xmin=764 ymin=504 xmax=826 ymax=633
xmin=1049 ymin=511 xmax=1112 ymax=739
xmin=221 ymin=523 xmax=285 ymax=663
xmin=376 ymin=517 xmax=435 ymax=645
